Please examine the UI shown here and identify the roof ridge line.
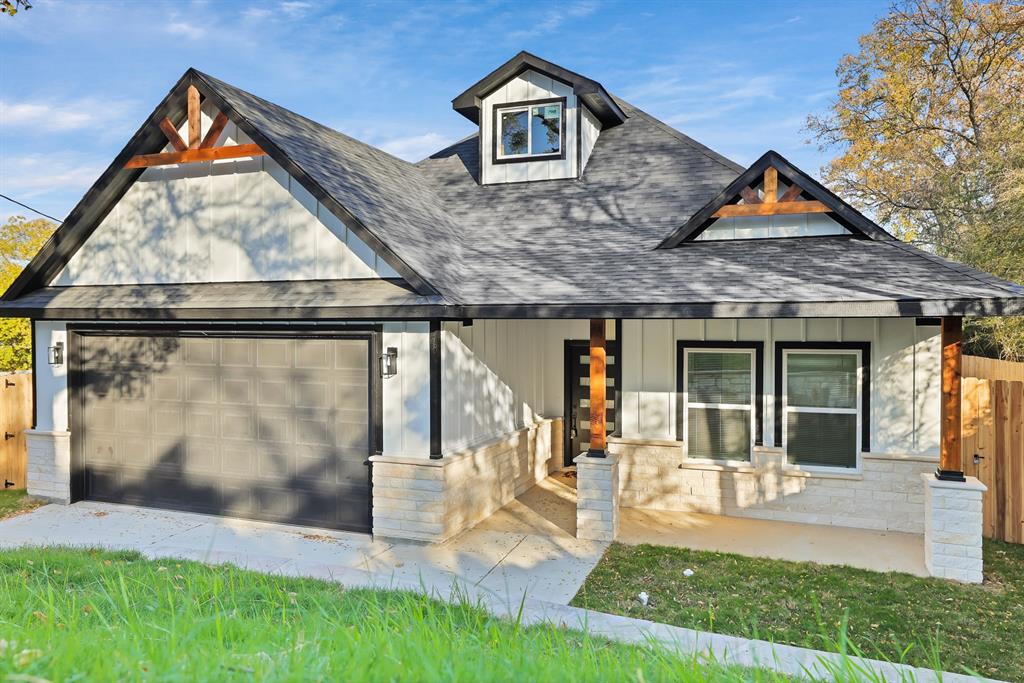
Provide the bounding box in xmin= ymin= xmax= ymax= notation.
xmin=191 ymin=69 xmax=425 ymax=171
xmin=614 ymin=98 xmax=745 ymax=174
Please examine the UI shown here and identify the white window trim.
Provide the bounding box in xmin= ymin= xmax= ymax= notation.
xmin=781 ymin=348 xmax=863 ymax=472
xmin=495 ymin=102 xmax=563 ymax=160
xmin=682 ymin=348 xmax=756 ymax=466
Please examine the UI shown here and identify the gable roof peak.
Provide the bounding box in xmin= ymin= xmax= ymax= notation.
xmin=657 ymin=149 xmax=894 ymax=248
xmin=451 ymin=51 xmax=626 ymax=128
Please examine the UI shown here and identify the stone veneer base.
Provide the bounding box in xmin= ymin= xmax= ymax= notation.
xmin=26 ymin=429 xmax=71 ymax=504
xmin=370 ymin=418 xmax=560 ymax=543
xmin=609 ymin=438 xmax=935 ymax=534
xmin=574 ymin=453 xmax=619 ymax=541
xmin=922 ymin=474 xmax=986 ymax=584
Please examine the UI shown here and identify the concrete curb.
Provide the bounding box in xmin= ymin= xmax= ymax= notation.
xmin=268 ymin=566 xmax=995 ymax=683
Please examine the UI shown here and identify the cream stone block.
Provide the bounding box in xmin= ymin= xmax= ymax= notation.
xmin=575 ymin=453 xmax=619 ymax=542
xmin=922 ymin=474 xmax=985 ymax=584
xmin=371 ymin=419 xmax=558 ymax=543
xmin=26 ymin=430 xmax=71 ymax=504
xmin=610 ymin=437 xmax=936 ymax=535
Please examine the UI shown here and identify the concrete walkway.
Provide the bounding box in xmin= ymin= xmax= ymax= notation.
xmin=0 ymin=498 xmax=606 ymax=605
xmin=0 ymin=494 xmax=989 ymax=682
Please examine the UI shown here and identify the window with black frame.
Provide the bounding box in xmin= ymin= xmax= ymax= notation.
xmin=496 ymin=101 xmax=562 ymax=159
xmin=682 ymin=348 xmax=756 ymax=462
xmin=782 ymin=350 xmax=861 ymax=469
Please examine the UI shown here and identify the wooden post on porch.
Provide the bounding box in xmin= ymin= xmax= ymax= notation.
xmin=587 ymin=318 xmax=606 ymax=457
xmin=937 ymin=316 xmax=966 ymax=481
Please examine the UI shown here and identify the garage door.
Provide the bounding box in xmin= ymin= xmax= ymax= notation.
xmin=73 ymin=333 xmax=373 ymax=532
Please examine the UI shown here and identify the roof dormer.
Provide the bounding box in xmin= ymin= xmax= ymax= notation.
xmin=452 ymin=52 xmax=626 ymax=185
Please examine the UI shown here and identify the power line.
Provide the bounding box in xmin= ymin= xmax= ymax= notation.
xmin=0 ymin=193 xmax=63 ymax=224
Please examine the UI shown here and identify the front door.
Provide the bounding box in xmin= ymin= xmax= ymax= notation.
xmin=565 ymin=340 xmax=619 ymax=464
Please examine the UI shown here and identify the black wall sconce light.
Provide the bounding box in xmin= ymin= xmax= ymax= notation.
xmin=381 ymin=346 xmax=398 ymax=378
xmin=47 ymin=341 xmax=64 ymax=366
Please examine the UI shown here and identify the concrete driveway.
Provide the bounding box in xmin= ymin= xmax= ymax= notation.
xmin=0 ymin=486 xmax=606 ymax=606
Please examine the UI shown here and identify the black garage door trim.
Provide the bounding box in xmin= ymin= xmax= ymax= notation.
xmin=68 ymin=324 xmax=383 ymax=532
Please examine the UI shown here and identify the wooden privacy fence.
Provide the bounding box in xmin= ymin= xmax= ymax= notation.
xmin=963 ymin=355 xmax=1024 ymax=382
xmin=0 ymin=372 xmax=33 ymax=491
xmin=962 ymin=371 xmax=1024 ymax=544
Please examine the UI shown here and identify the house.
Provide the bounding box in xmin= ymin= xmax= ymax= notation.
xmin=3 ymin=52 xmax=1022 ymax=584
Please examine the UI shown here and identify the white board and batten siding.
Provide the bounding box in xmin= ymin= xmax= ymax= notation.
xmin=619 ymin=318 xmax=941 ymax=456
xmin=440 ymin=319 xmax=616 ymax=453
xmin=54 ymin=102 xmax=398 ymax=286
xmin=382 ymin=323 xmax=431 ymax=457
xmin=580 ymin=105 xmax=601 ymax=171
xmin=481 ymin=69 xmax=600 ymax=185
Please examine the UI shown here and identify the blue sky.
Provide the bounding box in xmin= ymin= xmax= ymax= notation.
xmin=0 ymin=0 xmax=888 ymax=224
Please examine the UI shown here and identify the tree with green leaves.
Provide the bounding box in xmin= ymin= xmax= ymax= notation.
xmin=807 ymin=0 xmax=1024 ymax=359
xmin=0 ymin=0 xmax=32 ymax=16
xmin=0 ymin=216 xmax=56 ymax=371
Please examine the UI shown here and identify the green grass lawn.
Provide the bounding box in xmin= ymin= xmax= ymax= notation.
xmin=0 ymin=548 xmax=803 ymax=683
xmin=0 ymin=489 xmax=40 ymax=520
xmin=571 ymin=540 xmax=1024 ymax=681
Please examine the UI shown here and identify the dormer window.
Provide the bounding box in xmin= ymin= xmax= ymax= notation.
xmin=494 ymin=98 xmax=565 ymax=162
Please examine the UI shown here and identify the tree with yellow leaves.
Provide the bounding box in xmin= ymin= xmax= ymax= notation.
xmin=0 ymin=216 xmax=56 ymax=371
xmin=808 ymin=0 xmax=1024 ymax=359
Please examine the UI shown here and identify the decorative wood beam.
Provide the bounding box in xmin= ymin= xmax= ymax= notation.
xmin=158 ymin=117 xmax=187 ymax=152
xmin=938 ymin=316 xmax=966 ymax=481
xmin=712 ymin=200 xmax=830 ymax=218
xmin=738 ymin=186 xmax=762 ymax=204
xmin=187 ymin=85 xmax=201 ymax=149
xmin=779 ymin=183 xmax=803 ymax=203
xmin=764 ymin=166 xmax=778 ymax=203
xmin=587 ymin=318 xmax=607 ymax=457
xmin=124 ymin=143 xmax=266 ymax=169
xmin=200 ymin=112 xmax=230 ymax=149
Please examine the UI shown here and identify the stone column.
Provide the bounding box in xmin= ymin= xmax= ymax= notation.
xmin=575 ymin=453 xmax=619 ymax=541
xmin=921 ymin=473 xmax=986 ymax=584
xmin=26 ymin=430 xmax=71 ymax=504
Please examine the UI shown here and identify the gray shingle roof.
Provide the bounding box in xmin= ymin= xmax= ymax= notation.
xmin=6 ymin=279 xmax=443 ymax=320
xmin=4 ymin=68 xmax=1022 ymax=319
xmin=415 ymin=101 xmax=1024 ymax=316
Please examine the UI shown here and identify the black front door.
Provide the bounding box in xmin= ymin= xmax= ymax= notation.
xmin=565 ymin=340 xmax=619 ymax=464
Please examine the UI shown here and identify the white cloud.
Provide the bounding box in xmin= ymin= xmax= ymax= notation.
xmin=280 ymin=1 xmax=313 ymax=17
xmin=377 ymin=132 xmax=450 ymax=162
xmin=0 ymin=154 xmax=104 ymax=202
xmin=508 ymin=0 xmax=599 ymax=40
xmin=243 ymin=7 xmax=272 ymax=20
xmin=0 ymin=97 xmax=135 ymax=133
xmin=165 ymin=20 xmax=205 ymax=40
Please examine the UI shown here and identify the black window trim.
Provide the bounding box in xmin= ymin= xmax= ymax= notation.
xmin=492 ymin=96 xmax=568 ymax=165
xmin=675 ymin=340 xmax=765 ymax=453
xmin=773 ymin=341 xmax=871 ymax=457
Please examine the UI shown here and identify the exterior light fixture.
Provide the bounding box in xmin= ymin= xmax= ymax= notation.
xmin=381 ymin=347 xmax=398 ymax=378
xmin=47 ymin=341 xmax=64 ymax=366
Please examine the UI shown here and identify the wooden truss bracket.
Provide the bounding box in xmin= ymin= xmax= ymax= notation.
xmin=713 ymin=165 xmax=830 ymax=218
xmin=126 ymin=85 xmax=265 ymax=169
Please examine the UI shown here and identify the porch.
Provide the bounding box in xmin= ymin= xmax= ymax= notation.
xmin=482 ymin=472 xmax=927 ymax=576
xmin=375 ymin=313 xmax=987 ymax=582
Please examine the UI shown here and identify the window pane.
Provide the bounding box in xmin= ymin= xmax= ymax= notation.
xmin=786 ymin=412 xmax=857 ymax=467
xmin=786 ymin=353 xmax=857 ymax=409
xmin=688 ymin=351 xmax=751 ymax=405
xmin=530 ymin=104 xmax=560 ymax=154
xmin=500 ymin=110 xmax=528 ymax=156
xmin=688 ymin=407 xmax=750 ymax=460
